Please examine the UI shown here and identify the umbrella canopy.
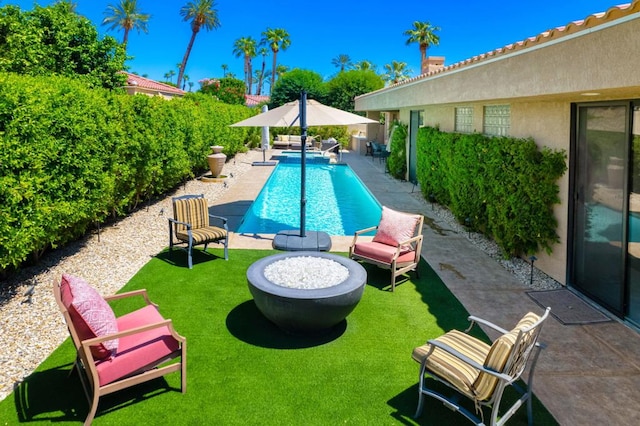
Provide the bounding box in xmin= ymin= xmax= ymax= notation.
xmin=230 ymin=99 xmax=378 ymax=127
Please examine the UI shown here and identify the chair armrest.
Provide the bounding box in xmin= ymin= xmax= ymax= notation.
xmin=465 ymin=316 xmax=510 ymax=335
xmin=354 ymin=226 xmax=378 ymax=236
xmin=208 ymin=214 xmax=228 ymax=226
xmin=81 ymin=318 xmax=183 ymax=347
xmin=168 ymin=217 xmax=192 ymax=230
xmin=426 ymin=339 xmax=512 ymax=382
xmin=396 ymin=234 xmax=423 ymax=248
xmin=103 ymin=289 xmax=156 ymax=307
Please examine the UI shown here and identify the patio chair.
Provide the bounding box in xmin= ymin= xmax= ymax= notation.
xmin=53 ymin=274 xmax=187 ymax=425
xmin=169 ymin=194 xmax=228 ymax=269
xmin=349 ymin=206 xmax=424 ymax=291
xmin=412 ymin=307 xmax=551 ymax=426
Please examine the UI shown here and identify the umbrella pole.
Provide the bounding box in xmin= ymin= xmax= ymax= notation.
xmin=299 ymin=91 xmax=307 ymax=238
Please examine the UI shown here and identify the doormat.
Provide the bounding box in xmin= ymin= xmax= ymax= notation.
xmin=526 ymin=289 xmax=612 ymax=325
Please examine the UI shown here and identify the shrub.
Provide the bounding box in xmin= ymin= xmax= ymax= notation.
xmin=416 ymin=126 xmax=567 ymax=257
xmin=0 ymin=73 xmax=253 ymax=273
xmin=387 ymin=121 xmax=408 ymax=179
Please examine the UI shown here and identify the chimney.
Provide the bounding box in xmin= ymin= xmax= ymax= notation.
xmin=421 ymin=56 xmax=445 ymax=75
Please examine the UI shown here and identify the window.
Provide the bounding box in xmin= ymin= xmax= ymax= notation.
xmin=455 ymin=107 xmax=474 ymax=133
xmin=483 ymin=105 xmax=510 ymax=136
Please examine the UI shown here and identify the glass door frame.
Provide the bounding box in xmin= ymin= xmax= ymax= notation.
xmin=568 ymin=100 xmax=634 ymax=318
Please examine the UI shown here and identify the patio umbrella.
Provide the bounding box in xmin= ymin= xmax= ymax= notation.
xmin=230 ymin=91 xmax=377 ymax=251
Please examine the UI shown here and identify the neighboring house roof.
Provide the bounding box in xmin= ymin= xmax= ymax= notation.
xmin=120 ymin=71 xmax=185 ymax=98
xmin=245 ymin=94 xmax=270 ymax=107
xmin=365 ymin=2 xmax=636 ymax=95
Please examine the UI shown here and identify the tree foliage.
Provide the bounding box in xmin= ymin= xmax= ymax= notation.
xmin=0 ymin=2 xmax=126 ymax=89
xmin=269 ymin=68 xmax=326 ymax=107
xmin=199 ymin=76 xmax=246 ymax=105
xmin=325 ymin=69 xmax=384 ymax=113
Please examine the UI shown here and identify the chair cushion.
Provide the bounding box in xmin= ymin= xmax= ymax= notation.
xmin=173 ymin=197 xmax=208 ymax=232
xmin=353 ymin=241 xmax=416 ymax=264
xmin=473 ymin=311 xmax=541 ymax=400
xmin=176 ymin=225 xmax=226 ymax=244
xmin=373 ymin=206 xmax=421 ymax=249
xmin=95 ymin=304 xmax=180 ymax=386
xmin=413 ymin=330 xmax=490 ymax=399
xmin=60 ymin=274 xmax=118 ymax=360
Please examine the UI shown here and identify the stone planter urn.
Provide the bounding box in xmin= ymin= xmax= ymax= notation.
xmin=207 ymin=145 xmax=226 ymax=177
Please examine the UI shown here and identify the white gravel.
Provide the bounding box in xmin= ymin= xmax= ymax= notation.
xmin=264 ymin=256 xmax=349 ymax=289
xmin=0 ymin=149 xmax=562 ymax=402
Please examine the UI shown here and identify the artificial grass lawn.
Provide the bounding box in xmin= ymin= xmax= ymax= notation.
xmin=1 ymin=249 xmax=558 ymax=425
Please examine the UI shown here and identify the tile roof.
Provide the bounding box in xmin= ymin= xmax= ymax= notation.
xmin=382 ymin=2 xmax=637 ymax=90
xmin=120 ymin=71 xmax=185 ymax=96
xmin=245 ymin=94 xmax=270 ymax=107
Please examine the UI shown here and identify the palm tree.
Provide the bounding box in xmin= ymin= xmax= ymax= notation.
xmin=354 ymin=60 xmax=376 ymax=72
xmin=256 ymin=47 xmax=269 ymax=96
xmin=182 ymin=74 xmax=189 ymax=90
xmin=403 ymin=21 xmax=440 ymax=75
xmin=221 ymin=64 xmax=228 ymax=77
xmin=233 ymin=36 xmax=257 ymax=95
xmin=101 ymin=0 xmax=150 ymax=49
xmin=261 ymin=28 xmax=290 ymax=93
xmin=383 ymin=61 xmax=411 ymax=85
xmin=178 ymin=0 xmax=221 ymax=88
xmin=331 ymin=54 xmax=352 ymax=72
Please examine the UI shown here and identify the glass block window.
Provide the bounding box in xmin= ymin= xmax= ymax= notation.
xmin=483 ymin=105 xmax=511 ymax=136
xmin=455 ymin=107 xmax=474 ymax=133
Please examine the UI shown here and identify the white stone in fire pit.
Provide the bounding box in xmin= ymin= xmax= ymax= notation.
xmin=264 ymin=256 xmax=349 ymax=289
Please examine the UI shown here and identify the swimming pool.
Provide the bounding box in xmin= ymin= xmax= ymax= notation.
xmin=237 ymin=161 xmax=381 ymax=236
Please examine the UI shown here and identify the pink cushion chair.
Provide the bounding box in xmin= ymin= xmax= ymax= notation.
xmin=53 ymin=274 xmax=187 ymax=425
xmin=349 ymin=206 xmax=424 ymax=291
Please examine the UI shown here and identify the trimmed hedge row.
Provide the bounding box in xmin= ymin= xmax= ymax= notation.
xmin=386 ymin=122 xmax=408 ymax=179
xmin=0 ymin=73 xmax=254 ymax=272
xmin=416 ymin=126 xmax=567 ymax=257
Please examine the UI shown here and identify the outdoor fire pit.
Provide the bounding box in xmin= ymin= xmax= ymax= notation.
xmin=246 ymin=252 xmax=367 ymax=333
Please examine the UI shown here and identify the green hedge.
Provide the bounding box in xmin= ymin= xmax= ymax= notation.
xmin=387 ymin=122 xmax=407 ymax=179
xmin=416 ymin=126 xmax=567 ymax=257
xmin=0 ymin=74 xmax=253 ymax=272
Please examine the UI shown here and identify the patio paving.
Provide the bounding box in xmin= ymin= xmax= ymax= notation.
xmin=218 ymin=148 xmax=640 ymax=425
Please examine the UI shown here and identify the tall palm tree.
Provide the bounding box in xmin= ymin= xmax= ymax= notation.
xmin=331 ymin=54 xmax=352 ymax=72
xmin=383 ymin=61 xmax=411 ymax=85
xmin=178 ymin=0 xmax=221 ymax=88
xmin=233 ymin=36 xmax=257 ymax=95
xmin=221 ymin=63 xmax=229 ymax=77
xmin=261 ymin=28 xmax=290 ymax=93
xmin=256 ymin=46 xmax=269 ymax=96
xmin=101 ymin=0 xmax=150 ymax=49
xmin=354 ymin=60 xmax=376 ymax=72
xmin=403 ymin=21 xmax=440 ymax=75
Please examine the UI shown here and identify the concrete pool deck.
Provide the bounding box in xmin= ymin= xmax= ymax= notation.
xmin=214 ymin=148 xmax=640 ymax=425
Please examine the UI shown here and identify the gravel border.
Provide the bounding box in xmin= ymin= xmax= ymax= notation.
xmin=0 ymin=149 xmax=561 ymax=402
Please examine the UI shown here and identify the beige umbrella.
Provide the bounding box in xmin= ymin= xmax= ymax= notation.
xmin=230 ymin=92 xmax=377 ymax=251
xmin=230 ymin=99 xmax=378 ymax=127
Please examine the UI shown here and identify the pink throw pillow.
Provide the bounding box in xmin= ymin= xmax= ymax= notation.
xmin=60 ymin=274 xmax=119 ymax=359
xmin=373 ymin=206 xmax=421 ymax=249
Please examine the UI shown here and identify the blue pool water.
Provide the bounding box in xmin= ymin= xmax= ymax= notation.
xmin=237 ymin=161 xmax=381 ymax=236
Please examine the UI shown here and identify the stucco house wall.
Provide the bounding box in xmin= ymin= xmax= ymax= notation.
xmin=356 ymin=2 xmax=640 ymax=285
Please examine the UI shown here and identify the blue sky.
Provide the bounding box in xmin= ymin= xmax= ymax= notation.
xmin=6 ymin=0 xmax=623 ymax=90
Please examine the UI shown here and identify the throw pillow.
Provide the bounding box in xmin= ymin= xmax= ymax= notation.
xmin=373 ymin=206 xmax=421 ymax=249
xmin=61 ymin=274 xmax=119 ymax=359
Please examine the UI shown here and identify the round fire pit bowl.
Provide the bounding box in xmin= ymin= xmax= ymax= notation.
xmin=247 ymin=251 xmax=367 ymax=334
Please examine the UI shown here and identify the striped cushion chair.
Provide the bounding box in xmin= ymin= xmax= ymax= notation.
xmin=411 ymin=308 xmax=550 ymax=426
xmin=169 ymin=194 xmax=228 ymax=268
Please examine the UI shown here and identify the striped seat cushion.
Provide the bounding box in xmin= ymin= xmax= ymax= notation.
xmin=412 ymin=330 xmax=490 ymax=399
xmin=176 ymin=226 xmax=226 ymax=244
xmin=353 ymin=241 xmax=416 ymax=264
xmin=473 ymin=312 xmax=541 ymax=400
xmin=173 ymin=197 xmax=208 ymax=232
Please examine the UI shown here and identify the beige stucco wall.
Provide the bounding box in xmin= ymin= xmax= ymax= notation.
xmin=355 ymin=12 xmax=640 ymax=285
